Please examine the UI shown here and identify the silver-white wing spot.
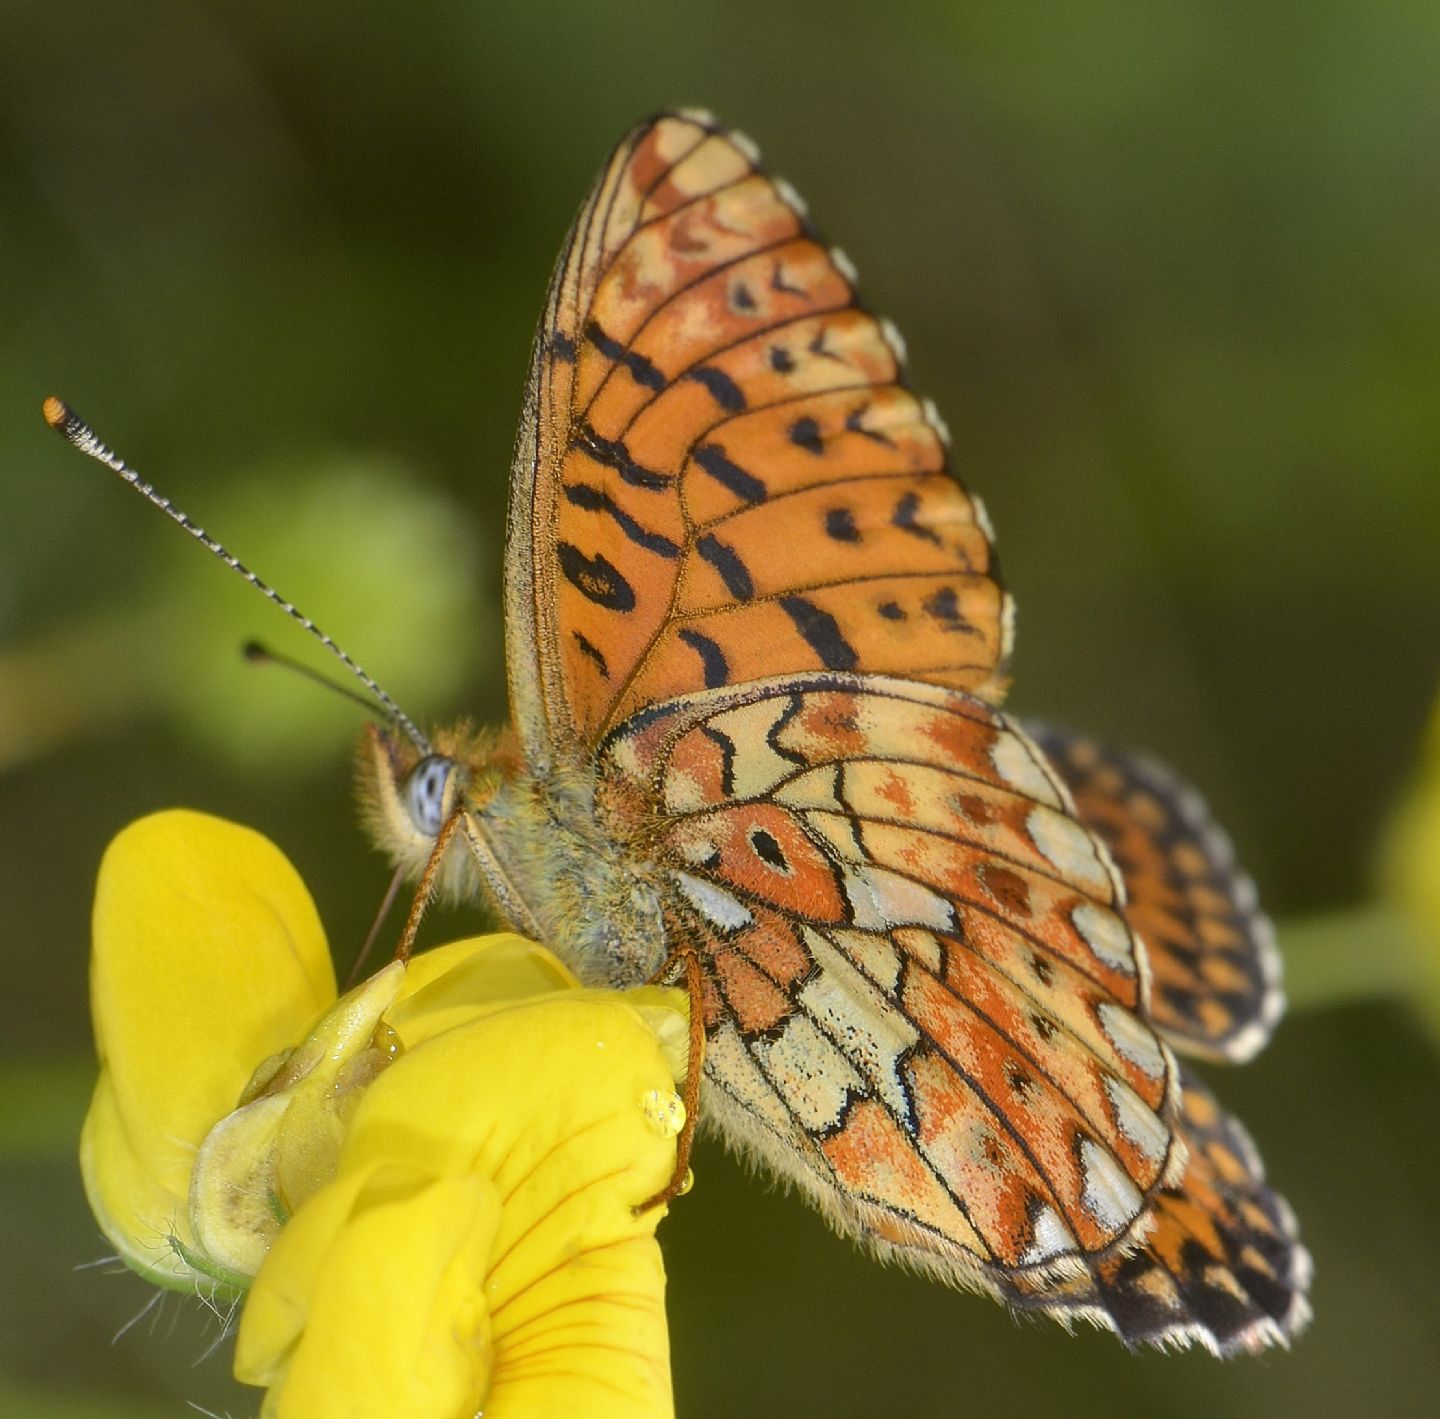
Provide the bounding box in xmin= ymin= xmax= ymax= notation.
xmin=1023 ymin=1202 xmax=1080 ymax=1265
xmin=774 ymin=176 xmax=810 ymax=220
xmin=729 ymin=128 xmax=761 ymax=164
xmin=1079 ymin=1137 xmax=1144 ymax=1232
xmin=842 ymin=865 xmax=956 ymax=933
xmin=989 ymin=732 xmax=1063 ymax=805
xmin=1071 ymin=901 xmax=1137 ymax=975
xmin=829 ymin=245 xmax=858 ymax=284
xmin=1097 ymin=1001 xmax=1168 ymax=1079
xmin=672 ymin=870 xmax=754 ymax=932
xmin=972 ymin=492 xmax=996 ymax=542
xmin=921 ymin=395 xmax=952 ymax=447
xmin=1104 ymin=1076 xmax=1170 ymax=1165
xmin=879 ymin=316 xmax=908 ymax=367
xmin=1027 ymin=805 xmax=1112 ymax=897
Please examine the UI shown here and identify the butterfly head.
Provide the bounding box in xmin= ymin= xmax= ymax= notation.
xmin=355 ymin=720 xmax=516 ymax=900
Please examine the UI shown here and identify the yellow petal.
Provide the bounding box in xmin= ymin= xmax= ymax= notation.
xmin=84 ymin=811 xmax=336 ymax=1280
xmin=343 ymin=994 xmax=684 ymax=1417
xmin=267 ymin=961 xmax=405 ymax=1216
xmin=187 ymin=961 xmax=407 ymax=1282
xmin=386 ymin=933 xmax=579 ymax=1047
xmin=80 ymin=1073 xmax=194 ymax=1286
xmin=187 ymin=1093 xmax=291 ymax=1283
xmin=240 ymin=990 xmax=685 ymax=1416
xmin=237 ymin=1161 xmax=499 ymax=1417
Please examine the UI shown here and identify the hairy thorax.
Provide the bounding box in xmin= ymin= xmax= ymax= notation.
xmin=357 ymin=718 xmax=670 ymax=989
xmin=476 ymin=756 xmax=670 ymax=988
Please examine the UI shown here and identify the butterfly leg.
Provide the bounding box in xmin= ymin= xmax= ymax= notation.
xmin=393 ymin=808 xmax=466 ymax=964
xmin=346 ymin=862 xmax=407 ymax=987
xmin=635 ymin=942 xmax=706 ymax=1215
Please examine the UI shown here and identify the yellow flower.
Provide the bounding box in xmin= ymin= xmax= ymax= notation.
xmin=82 ymin=811 xmax=337 ymax=1288
xmin=81 ymin=810 xmax=688 ymax=1418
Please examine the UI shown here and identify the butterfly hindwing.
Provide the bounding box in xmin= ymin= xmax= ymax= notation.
xmin=598 ymin=675 xmax=1185 ymax=1283
xmin=508 ymin=110 xmax=1010 ymax=760
xmin=1026 ymin=724 xmax=1283 ymax=1062
xmin=999 ymin=1065 xmax=1311 ymax=1354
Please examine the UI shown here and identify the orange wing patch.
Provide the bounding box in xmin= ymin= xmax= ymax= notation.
xmin=510 ymin=111 xmax=1008 ymax=757
xmin=1026 ymin=724 xmax=1284 ymax=1062
xmin=599 ymin=675 xmax=1183 ymax=1278
xmin=1000 ymin=1066 xmax=1312 ymax=1354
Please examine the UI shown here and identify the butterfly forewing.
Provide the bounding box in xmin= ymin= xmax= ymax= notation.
xmin=508 ymin=110 xmax=1009 ymax=758
xmin=598 ymin=675 xmax=1185 ymax=1278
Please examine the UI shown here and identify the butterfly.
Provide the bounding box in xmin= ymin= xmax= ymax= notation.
xmin=356 ymin=109 xmax=1311 ymax=1354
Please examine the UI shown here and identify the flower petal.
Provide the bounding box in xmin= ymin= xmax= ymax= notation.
xmin=343 ymin=993 xmax=685 ymax=1417
xmin=237 ymin=1160 xmax=499 ymax=1418
xmin=386 ymin=933 xmax=579 ymax=1048
xmin=84 ymin=811 xmax=336 ymax=1279
xmin=187 ymin=961 xmax=406 ymax=1281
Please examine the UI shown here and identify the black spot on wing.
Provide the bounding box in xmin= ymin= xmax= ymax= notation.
xmin=694 ymin=443 xmax=767 ymax=504
xmin=779 ymin=596 xmax=858 ymax=671
xmin=845 ymin=403 xmax=896 ymax=447
xmin=750 ymin=828 xmax=790 ymax=871
xmin=877 ymin=600 xmax=905 ymax=621
xmin=769 ymin=345 xmax=795 ymax=374
xmin=729 ymin=280 xmax=757 ymax=312
xmin=824 ymin=506 xmax=860 ymax=543
xmin=685 ymin=366 xmax=747 ymax=413
xmin=1004 ymin=1060 xmax=1036 ymax=1100
xmin=695 ymin=533 xmax=755 ymax=600
xmin=563 ymin=483 xmax=680 ymax=558
xmin=922 ymin=585 xmax=977 ymax=635
xmin=550 ymin=329 xmax=577 ymax=362
xmin=1163 ymin=940 xmax=1205 ymax=977
xmin=678 ymin=628 xmax=730 ymax=688
xmin=557 ymin=543 xmax=636 ymax=612
xmin=573 ymin=423 xmax=672 ymax=491
xmin=572 ymin=631 xmax=610 ymax=678
xmin=771 ymin=262 xmax=804 ymax=297
xmin=809 ymin=326 xmax=845 ymax=363
xmin=1160 ymin=983 xmax=1202 ymax=1027
xmin=892 ymin=489 xmax=941 ymax=545
xmin=585 ymin=320 xmax=665 ymax=391
xmin=1178 ymin=1240 xmax=1261 ymax=1338
xmin=1228 ymin=1244 xmax=1297 ymax=1326
xmin=789 ymin=415 xmax=824 ymax=455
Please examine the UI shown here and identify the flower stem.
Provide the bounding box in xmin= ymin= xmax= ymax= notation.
xmin=1277 ymin=905 xmax=1421 ymax=1012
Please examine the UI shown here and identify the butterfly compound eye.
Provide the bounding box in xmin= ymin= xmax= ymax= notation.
xmin=404 ymin=755 xmax=456 ymax=838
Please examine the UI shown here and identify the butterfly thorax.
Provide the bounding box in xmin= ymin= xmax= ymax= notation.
xmin=358 ymin=719 xmax=668 ymax=988
xmin=474 ymin=757 xmax=669 ymax=988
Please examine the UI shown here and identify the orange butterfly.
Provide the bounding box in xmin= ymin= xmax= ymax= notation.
xmin=356 ymin=110 xmax=1309 ymax=1354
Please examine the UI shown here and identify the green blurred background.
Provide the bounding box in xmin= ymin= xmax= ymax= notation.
xmin=3 ymin=2 xmax=1438 ymax=1415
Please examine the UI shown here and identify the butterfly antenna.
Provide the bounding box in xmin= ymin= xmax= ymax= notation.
xmin=42 ymin=396 xmax=431 ymax=755
xmin=243 ymin=639 xmax=394 ymax=718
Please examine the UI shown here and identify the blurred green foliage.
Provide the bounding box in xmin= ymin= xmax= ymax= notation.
xmin=2 ymin=1 xmax=1437 ymax=1415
